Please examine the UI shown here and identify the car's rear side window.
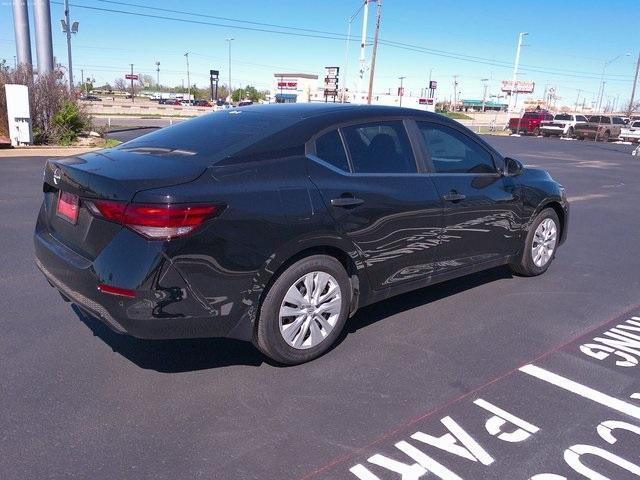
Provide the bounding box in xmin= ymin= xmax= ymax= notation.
xmin=341 ymin=121 xmax=416 ymax=174
xmin=612 ymin=117 xmax=625 ymax=125
xmin=315 ymin=130 xmax=350 ymax=172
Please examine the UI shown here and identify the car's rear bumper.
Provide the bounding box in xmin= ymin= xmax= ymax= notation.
xmin=540 ymin=126 xmax=566 ymax=135
xmin=34 ymin=224 xmax=251 ymax=341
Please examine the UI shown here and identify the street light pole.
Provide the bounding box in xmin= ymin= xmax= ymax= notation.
xmin=155 ymin=61 xmax=160 ymax=88
xmin=63 ymin=0 xmax=74 ymax=93
xmin=481 ymin=78 xmax=489 ymax=112
xmin=226 ymin=38 xmax=234 ymax=102
xmin=597 ymin=52 xmax=630 ymax=112
xmin=185 ymin=52 xmax=191 ymax=105
xmin=398 ymin=76 xmax=405 ymax=107
xmin=343 ymin=2 xmax=365 ymax=103
xmin=509 ymin=32 xmax=528 ymax=113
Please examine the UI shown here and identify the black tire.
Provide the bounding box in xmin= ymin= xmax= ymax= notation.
xmin=510 ymin=208 xmax=560 ymax=277
xmin=254 ymin=255 xmax=351 ymax=365
xmin=602 ymin=131 xmax=611 ymax=142
xmin=567 ymin=127 xmax=574 ymax=138
xmin=532 ymin=127 xmax=540 ymax=136
xmin=578 ymin=135 xmax=585 ymax=141
xmin=542 ymin=132 xmax=550 ymax=137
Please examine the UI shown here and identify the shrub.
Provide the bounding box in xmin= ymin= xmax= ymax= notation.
xmin=52 ymin=101 xmax=89 ymax=145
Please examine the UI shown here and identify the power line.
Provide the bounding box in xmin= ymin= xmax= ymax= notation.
xmin=43 ymin=1 xmax=638 ymax=83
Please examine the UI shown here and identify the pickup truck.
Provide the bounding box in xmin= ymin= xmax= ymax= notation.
xmin=507 ymin=111 xmax=553 ymax=135
xmin=540 ymin=113 xmax=589 ymax=138
xmin=574 ymin=115 xmax=625 ymax=142
xmin=620 ymin=120 xmax=640 ymax=143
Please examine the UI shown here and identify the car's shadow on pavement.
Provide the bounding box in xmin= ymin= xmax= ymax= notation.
xmin=74 ymin=305 xmax=266 ymax=372
xmin=74 ymin=266 xmax=513 ymax=372
xmin=343 ymin=265 xmax=513 ymax=336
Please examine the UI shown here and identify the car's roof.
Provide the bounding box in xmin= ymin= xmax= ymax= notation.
xmin=236 ymin=102 xmax=441 ymax=121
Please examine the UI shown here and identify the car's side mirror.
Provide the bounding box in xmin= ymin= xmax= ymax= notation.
xmin=504 ymin=157 xmax=523 ymax=176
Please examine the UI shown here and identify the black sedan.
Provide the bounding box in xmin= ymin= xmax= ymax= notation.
xmin=34 ymin=104 xmax=568 ymax=364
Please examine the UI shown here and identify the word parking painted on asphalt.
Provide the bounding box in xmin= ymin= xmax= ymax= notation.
xmin=330 ymin=312 xmax=640 ymax=480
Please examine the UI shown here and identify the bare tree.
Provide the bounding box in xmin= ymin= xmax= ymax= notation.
xmin=114 ymin=78 xmax=127 ymax=93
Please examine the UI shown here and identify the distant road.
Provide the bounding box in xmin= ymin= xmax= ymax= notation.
xmin=105 ymin=127 xmax=160 ymax=143
xmin=93 ymin=117 xmax=186 ymax=129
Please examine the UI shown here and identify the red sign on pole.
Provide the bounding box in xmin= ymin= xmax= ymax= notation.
xmin=125 ymin=74 xmax=139 ymax=80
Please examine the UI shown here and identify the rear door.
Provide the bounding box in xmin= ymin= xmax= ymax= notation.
xmin=307 ymin=120 xmax=443 ymax=289
xmin=414 ymin=120 xmax=522 ymax=273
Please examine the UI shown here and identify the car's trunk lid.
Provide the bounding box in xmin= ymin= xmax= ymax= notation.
xmin=41 ymin=149 xmax=207 ymax=258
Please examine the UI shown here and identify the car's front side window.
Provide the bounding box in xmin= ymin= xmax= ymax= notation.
xmin=314 ymin=130 xmax=350 ymax=172
xmin=417 ymin=122 xmax=496 ymax=174
xmin=341 ymin=121 xmax=417 ymax=174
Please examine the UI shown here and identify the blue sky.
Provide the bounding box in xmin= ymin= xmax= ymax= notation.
xmin=2 ymin=0 xmax=639 ymax=108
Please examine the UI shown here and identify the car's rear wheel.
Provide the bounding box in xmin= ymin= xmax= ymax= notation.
xmin=510 ymin=208 xmax=560 ymax=277
xmin=255 ymin=255 xmax=350 ymax=365
xmin=532 ymin=127 xmax=541 ymax=136
xmin=602 ymin=131 xmax=611 ymax=142
xmin=566 ymin=127 xmax=574 ymax=138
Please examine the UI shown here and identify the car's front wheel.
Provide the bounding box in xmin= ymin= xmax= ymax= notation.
xmin=510 ymin=208 xmax=560 ymax=276
xmin=255 ymin=255 xmax=350 ymax=365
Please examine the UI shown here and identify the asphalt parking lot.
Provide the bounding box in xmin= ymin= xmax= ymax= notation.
xmin=2 ymin=135 xmax=640 ymax=479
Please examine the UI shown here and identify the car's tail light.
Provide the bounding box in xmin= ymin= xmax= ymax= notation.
xmin=87 ymin=200 xmax=223 ymax=240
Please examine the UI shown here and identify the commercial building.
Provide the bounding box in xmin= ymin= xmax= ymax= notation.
xmin=461 ymin=99 xmax=508 ymax=112
xmin=272 ymin=73 xmax=318 ymax=103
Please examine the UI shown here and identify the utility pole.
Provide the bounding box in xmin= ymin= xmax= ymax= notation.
xmin=452 ymin=75 xmax=459 ymax=111
xmin=398 ymin=76 xmax=405 ymax=107
xmin=366 ymin=0 xmax=382 ymax=105
xmin=63 ymin=0 xmax=75 ymax=93
xmin=574 ymin=89 xmax=582 ymax=112
xmin=226 ymin=38 xmax=234 ymax=102
xmin=357 ymin=0 xmax=369 ymax=102
xmin=509 ymin=32 xmax=528 ymax=113
xmin=185 ymin=52 xmax=191 ymax=104
xmin=628 ymin=51 xmax=640 ymax=116
xmin=481 ymin=78 xmax=489 ymax=112
xmin=155 ymin=61 xmax=160 ymax=88
xmin=130 ymin=63 xmax=134 ymax=103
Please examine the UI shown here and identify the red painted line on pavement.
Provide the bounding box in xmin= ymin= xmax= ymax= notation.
xmin=296 ymin=303 xmax=640 ymax=480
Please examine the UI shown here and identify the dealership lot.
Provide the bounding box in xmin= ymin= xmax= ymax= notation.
xmin=1 ymin=135 xmax=639 ymax=479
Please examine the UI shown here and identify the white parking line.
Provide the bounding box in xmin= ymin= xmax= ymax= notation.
xmin=519 ymin=364 xmax=640 ymax=420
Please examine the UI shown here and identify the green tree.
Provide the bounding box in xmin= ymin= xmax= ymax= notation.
xmin=232 ymin=85 xmax=264 ymax=103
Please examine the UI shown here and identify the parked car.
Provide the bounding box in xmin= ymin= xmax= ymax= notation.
xmin=620 ymin=120 xmax=640 ymax=143
xmin=507 ymin=110 xmax=553 ymax=136
xmin=540 ymin=113 xmax=589 ymax=138
xmin=34 ymin=104 xmax=569 ymax=364
xmin=574 ymin=115 xmax=624 ymax=141
xmin=237 ymin=100 xmax=254 ymax=107
xmin=80 ymin=95 xmax=102 ymax=102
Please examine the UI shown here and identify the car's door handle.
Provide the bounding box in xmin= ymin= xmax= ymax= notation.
xmin=442 ymin=191 xmax=466 ymax=202
xmin=331 ymin=196 xmax=365 ymax=208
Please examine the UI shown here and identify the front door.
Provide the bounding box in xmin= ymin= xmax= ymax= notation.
xmin=414 ymin=121 xmax=522 ymax=273
xmin=307 ymin=120 xmax=443 ymax=290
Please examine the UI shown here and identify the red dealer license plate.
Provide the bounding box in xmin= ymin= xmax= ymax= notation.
xmin=56 ymin=191 xmax=79 ymax=224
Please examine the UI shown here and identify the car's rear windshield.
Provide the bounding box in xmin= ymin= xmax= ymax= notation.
xmin=554 ymin=114 xmax=572 ymax=120
xmin=117 ymin=110 xmax=299 ymax=163
xmin=522 ymin=112 xmax=539 ymax=118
